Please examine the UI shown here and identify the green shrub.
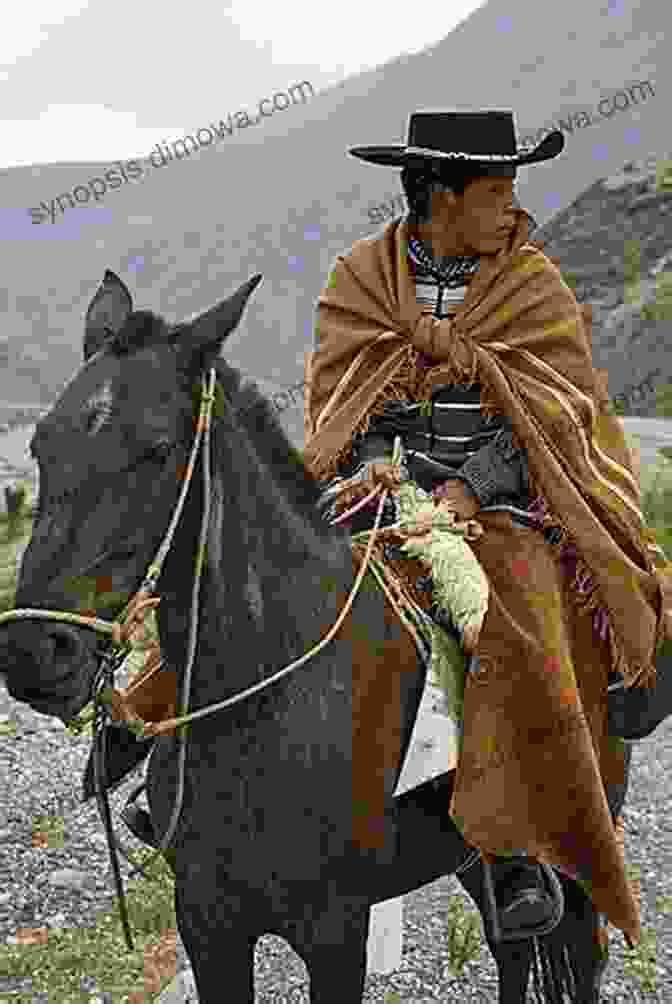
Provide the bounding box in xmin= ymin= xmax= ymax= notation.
xmin=641 ymin=458 xmax=672 ymax=531
xmin=633 ymin=421 xmax=672 ymax=559
xmin=444 ymin=895 xmax=482 ymax=976
xmin=0 ymin=484 xmax=34 ymax=613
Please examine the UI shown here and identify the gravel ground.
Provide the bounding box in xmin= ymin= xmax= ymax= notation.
xmin=1 ymin=674 xmax=671 ymax=1003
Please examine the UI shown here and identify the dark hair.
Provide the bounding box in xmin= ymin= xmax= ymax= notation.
xmin=400 ymin=162 xmax=493 ymax=222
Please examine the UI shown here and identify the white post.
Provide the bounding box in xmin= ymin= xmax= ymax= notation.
xmin=366 ymin=679 xmax=459 ymax=975
xmin=367 ymin=897 xmax=404 ymax=974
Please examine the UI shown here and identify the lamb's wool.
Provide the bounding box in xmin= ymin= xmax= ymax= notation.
xmin=395 ymin=482 xmax=488 ymax=643
xmin=391 ymin=481 xmax=488 ymax=728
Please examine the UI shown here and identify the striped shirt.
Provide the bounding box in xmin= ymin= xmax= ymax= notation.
xmin=351 ymin=219 xmax=529 ymax=506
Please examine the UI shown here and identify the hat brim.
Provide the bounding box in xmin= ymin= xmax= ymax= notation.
xmin=348 ymin=129 xmax=564 ymax=168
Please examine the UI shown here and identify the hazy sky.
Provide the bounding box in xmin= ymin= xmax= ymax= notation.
xmin=1 ymin=0 xmax=487 ymax=168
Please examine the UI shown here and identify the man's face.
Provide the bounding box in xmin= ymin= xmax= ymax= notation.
xmin=431 ymin=172 xmax=520 ymax=254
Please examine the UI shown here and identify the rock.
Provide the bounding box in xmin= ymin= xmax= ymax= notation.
xmin=597 ymin=289 xmax=622 ymax=309
xmin=48 ymin=868 xmax=92 ymax=891
xmin=46 ymin=716 xmax=67 ymax=731
xmin=650 ymin=252 xmax=672 ymax=276
xmin=627 ymin=191 xmax=672 ymax=213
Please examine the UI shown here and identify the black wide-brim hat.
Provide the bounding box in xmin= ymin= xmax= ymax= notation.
xmin=348 ymin=110 xmax=564 ymax=169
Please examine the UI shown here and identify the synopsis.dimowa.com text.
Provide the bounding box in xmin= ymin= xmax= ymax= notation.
xmin=29 ymin=81 xmax=314 ymax=225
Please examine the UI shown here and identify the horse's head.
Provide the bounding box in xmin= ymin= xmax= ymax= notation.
xmin=0 ymin=268 xmax=262 ymax=721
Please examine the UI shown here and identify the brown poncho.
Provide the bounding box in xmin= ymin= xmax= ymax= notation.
xmin=303 ymin=208 xmax=670 ymax=943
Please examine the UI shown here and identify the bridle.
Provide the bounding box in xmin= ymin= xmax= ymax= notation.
xmin=0 ymin=368 xmax=401 ymax=950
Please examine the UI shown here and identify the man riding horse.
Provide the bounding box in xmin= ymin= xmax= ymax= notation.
xmin=302 ymin=110 xmax=671 ymax=946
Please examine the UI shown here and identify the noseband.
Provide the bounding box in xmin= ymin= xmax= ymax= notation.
xmin=0 ymin=368 xmax=401 ymax=950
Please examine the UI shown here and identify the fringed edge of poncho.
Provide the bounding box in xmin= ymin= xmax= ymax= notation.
xmin=315 ymin=343 xmax=423 ymax=480
xmin=525 ymin=485 xmax=658 ymax=692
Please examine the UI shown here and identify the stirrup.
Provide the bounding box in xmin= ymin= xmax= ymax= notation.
xmin=480 ymin=856 xmax=564 ymax=944
xmin=120 ymin=782 xmax=159 ymax=848
xmin=120 ymin=803 xmax=159 ymax=847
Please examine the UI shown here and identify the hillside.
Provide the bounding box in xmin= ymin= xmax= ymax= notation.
xmin=0 ymin=0 xmax=670 ymax=449
xmin=533 ymin=154 xmax=671 ymax=416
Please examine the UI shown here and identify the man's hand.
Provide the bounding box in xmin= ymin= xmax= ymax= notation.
xmin=332 ymin=460 xmax=406 ymax=513
xmin=434 ymin=479 xmax=481 ymax=521
xmin=365 ymin=461 xmax=407 ymax=491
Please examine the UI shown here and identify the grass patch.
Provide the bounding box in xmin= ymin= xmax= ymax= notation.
xmin=0 ymin=715 xmax=17 ymax=736
xmin=623 ymin=925 xmax=658 ymax=993
xmin=444 ymin=895 xmax=482 ymax=977
xmin=621 ymin=863 xmax=657 ymax=994
xmin=636 ymin=448 xmax=672 ymax=524
xmin=656 ymin=894 xmax=672 ymax=915
xmin=3 ymin=851 xmax=179 ymax=1003
xmin=0 ymin=484 xmax=34 ymax=614
xmin=31 ymin=813 xmax=65 ymax=850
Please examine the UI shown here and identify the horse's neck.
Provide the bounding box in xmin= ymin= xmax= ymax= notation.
xmin=162 ymin=446 xmax=351 ymax=712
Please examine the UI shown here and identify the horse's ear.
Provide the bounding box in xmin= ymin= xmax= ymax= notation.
xmin=84 ymin=270 xmax=133 ymax=360
xmin=175 ymin=273 xmax=263 ymax=375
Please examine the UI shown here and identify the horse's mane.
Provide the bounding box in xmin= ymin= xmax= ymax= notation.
xmin=214 ymin=358 xmax=342 ymax=543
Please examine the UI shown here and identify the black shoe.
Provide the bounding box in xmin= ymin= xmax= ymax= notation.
xmin=489 ymin=855 xmax=558 ymax=934
xmin=607 ymin=660 xmax=672 ymax=741
xmin=120 ymin=804 xmax=159 ymax=848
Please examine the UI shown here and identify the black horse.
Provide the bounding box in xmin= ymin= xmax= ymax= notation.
xmin=1 ymin=269 xmax=665 ymax=1003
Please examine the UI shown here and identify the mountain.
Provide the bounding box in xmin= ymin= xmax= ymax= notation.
xmin=1 ymin=0 xmax=670 ymax=449
xmin=533 ymin=154 xmax=671 ymax=417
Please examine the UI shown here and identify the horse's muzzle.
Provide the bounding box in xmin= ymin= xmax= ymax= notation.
xmin=0 ymin=620 xmax=93 ymax=717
